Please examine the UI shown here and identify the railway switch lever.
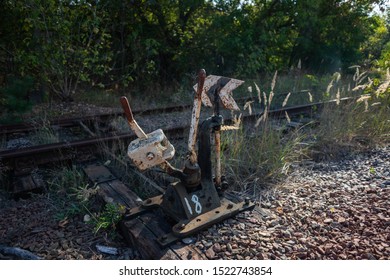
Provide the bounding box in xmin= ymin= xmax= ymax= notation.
xmin=120 ymin=69 xmax=254 ymax=247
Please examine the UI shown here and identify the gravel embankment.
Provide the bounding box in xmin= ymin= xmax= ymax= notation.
xmin=195 ymin=145 xmax=390 ymax=260
xmin=0 ymin=195 xmax=137 ymax=260
xmin=1 ymin=145 xmax=389 ymax=260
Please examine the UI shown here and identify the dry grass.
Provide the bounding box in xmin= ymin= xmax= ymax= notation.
xmin=221 ymin=68 xmax=389 ymax=195
xmin=312 ymin=69 xmax=390 ymax=159
xmin=221 ymin=72 xmax=310 ymax=195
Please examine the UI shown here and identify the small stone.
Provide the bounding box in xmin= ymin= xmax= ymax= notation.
xmin=380 ymin=181 xmax=390 ymax=188
xmin=182 ymin=237 xmax=195 ymax=245
xmin=365 ymin=253 xmax=376 ymax=260
xmin=317 ymin=246 xmax=325 ymax=255
xmin=324 ymin=218 xmax=333 ymax=224
xmin=237 ymin=223 xmax=246 ymax=230
xmin=212 ymin=243 xmax=221 ymax=253
xmin=249 ymin=240 xmax=258 ymax=248
xmin=296 ymin=252 xmax=307 ymax=258
xmin=83 ymin=214 xmax=91 ymax=222
xmin=227 ymin=243 xmax=233 ymax=252
xmin=257 ymin=252 xmax=267 ymax=259
xmin=259 ymin=231 xmax=271 ymax=238
xmin=232 ymin=249 xmax=241 ymax=255
xmin=338 ymin=217 xmax=346 ymax=223
xmin=282 ymin=230 xmax=292 ymax=238
xmin=205 ymin=247 xmax=215 ymax=259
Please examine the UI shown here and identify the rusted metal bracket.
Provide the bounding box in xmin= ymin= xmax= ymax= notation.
xmin=156 ymin=198 xmax=255 ymax=247
xmin=124 ymin=195 xmax=163 ymax=219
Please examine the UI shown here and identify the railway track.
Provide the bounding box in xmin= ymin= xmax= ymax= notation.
xmin=0 ymin=97 xmax=355 ymax=168
xmin=0 ymin=96 xmax=355 ymax=194
xmin=0 ymin=90 xmax=313 ymax=138
xmin=0 ymin=104 xmax=193 ymax=137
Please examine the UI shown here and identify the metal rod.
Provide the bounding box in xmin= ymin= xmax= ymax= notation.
xmin=213 ymin=86 xmax=222 ymax=186
xmin=215 ymin=130 xmax=221 ymax=186
xmin=188 ymin=69 xmax=206 ymax=164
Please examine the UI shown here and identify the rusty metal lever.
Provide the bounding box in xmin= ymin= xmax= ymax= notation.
xmin=120 ymin=96 xmax=175 ymax=171
xmin=120 ymin=96 xmax=147 ymax=139
xmin=188 ymin=69 xmax=206 ymax=165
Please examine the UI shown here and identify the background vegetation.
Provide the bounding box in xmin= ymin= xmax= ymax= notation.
xmin=0 ymin=0 xmax=389 ymax=103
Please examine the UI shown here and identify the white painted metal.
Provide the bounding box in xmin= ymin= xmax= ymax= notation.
xmin=127 ymin=129 xmax=175 ymax=170
xmin=193 ymin=75 xmax=244 ymax=110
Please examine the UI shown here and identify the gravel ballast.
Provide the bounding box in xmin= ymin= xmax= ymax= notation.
xmin=1 ymin=145 xmax=389 ymax=259
xmin=194 ymin=145 xmax=390 ymax=260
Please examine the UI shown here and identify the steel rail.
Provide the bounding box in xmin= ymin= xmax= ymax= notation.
xmin=0 ymin=97 xmax=355 ymax=170
xmin=0 ymin=95 xmax=269 ymax=136
xmin=0 ymin=104 xmax=193 ymax=136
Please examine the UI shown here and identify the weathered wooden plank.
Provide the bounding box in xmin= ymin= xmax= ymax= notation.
xmin=120 ymin=212 xmax=207 ymax=260
xmin=83 ymin=164 xmax=115 ymax=184
xmin=97 ymin=182 xmax=132 ymax=207
xmin=108 ymin=180 xmax=142 ymax=207
xmin=83 ymin=164 xmax=141 ymax=208
xmin=84 ymin=163 xmax=207 ymax=260
xmin=170 ymin=244 xmax=205 ymax=260
xmin=120 ymin=214 xmax=180 ymax=260
xmin=12 ymin=175 xmax=43 ymax=195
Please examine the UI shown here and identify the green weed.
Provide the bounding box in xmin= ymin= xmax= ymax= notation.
xmin=90 ymin=203 xmax=126 ymax=234
xmin=46 ymin=165 xmax=89 ymax=220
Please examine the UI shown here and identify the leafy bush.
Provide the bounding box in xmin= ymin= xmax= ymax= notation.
xmin=0 ymin=76 xmax=34 ymax=123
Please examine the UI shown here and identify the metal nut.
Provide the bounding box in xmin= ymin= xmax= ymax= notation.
xmin=146 ymin=152 xmax=155 ymax=160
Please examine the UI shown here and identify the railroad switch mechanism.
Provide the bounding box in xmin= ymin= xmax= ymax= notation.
xmin=120 ymin=69 xmax=255 ymax=247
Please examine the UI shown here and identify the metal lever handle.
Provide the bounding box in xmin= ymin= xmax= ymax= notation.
xmin=120 ymin=96 xmax=147 ymax=139
xmin=120 ymin=96 xmax=135 ymax=122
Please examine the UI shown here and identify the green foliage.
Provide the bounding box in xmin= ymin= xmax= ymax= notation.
xmin=377 ymin=41 xmax=390 ymax=69
xmin=46 ymin=164 xmax=125 ymax=236
xmin=12 ymin=0 xmax=113 ymax=100
xmin=47 ymin=165 xmax=89 ymax=220
xmin=361 ymin=14 xmax=390 ymax=69
xmin=91 ymin=203 xmax=125 ymax=234
xmin=1 ymin=0 xmax=388 ymax=95
xmin=0 ymin=76 xmax=33 ymax=123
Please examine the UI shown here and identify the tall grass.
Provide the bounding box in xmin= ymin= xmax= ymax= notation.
xmin=221 ymin=123 xmax=307 ymax=193
xmin=46 ymin=165 xmax=90 ymax=221
xmin=220 ymin=68 xmax=389 ymax=194
xmin=221 ymin=72 xmax=309 ymax=195
xmin=313 ymin=69 xmax=390 ymax=158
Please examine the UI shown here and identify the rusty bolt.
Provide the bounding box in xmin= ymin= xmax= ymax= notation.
xmin=227 ymin=203 xmax=234 ymax=209
xmin=160 ymin=235 xmax=167 ymax=241
xmin=146 ymin=152 xmax=155 ymax=160
xmin=145 ymin=198 xmax=152 ymax=204
xmin=244 ymin=197 xmax=250 ymax=205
